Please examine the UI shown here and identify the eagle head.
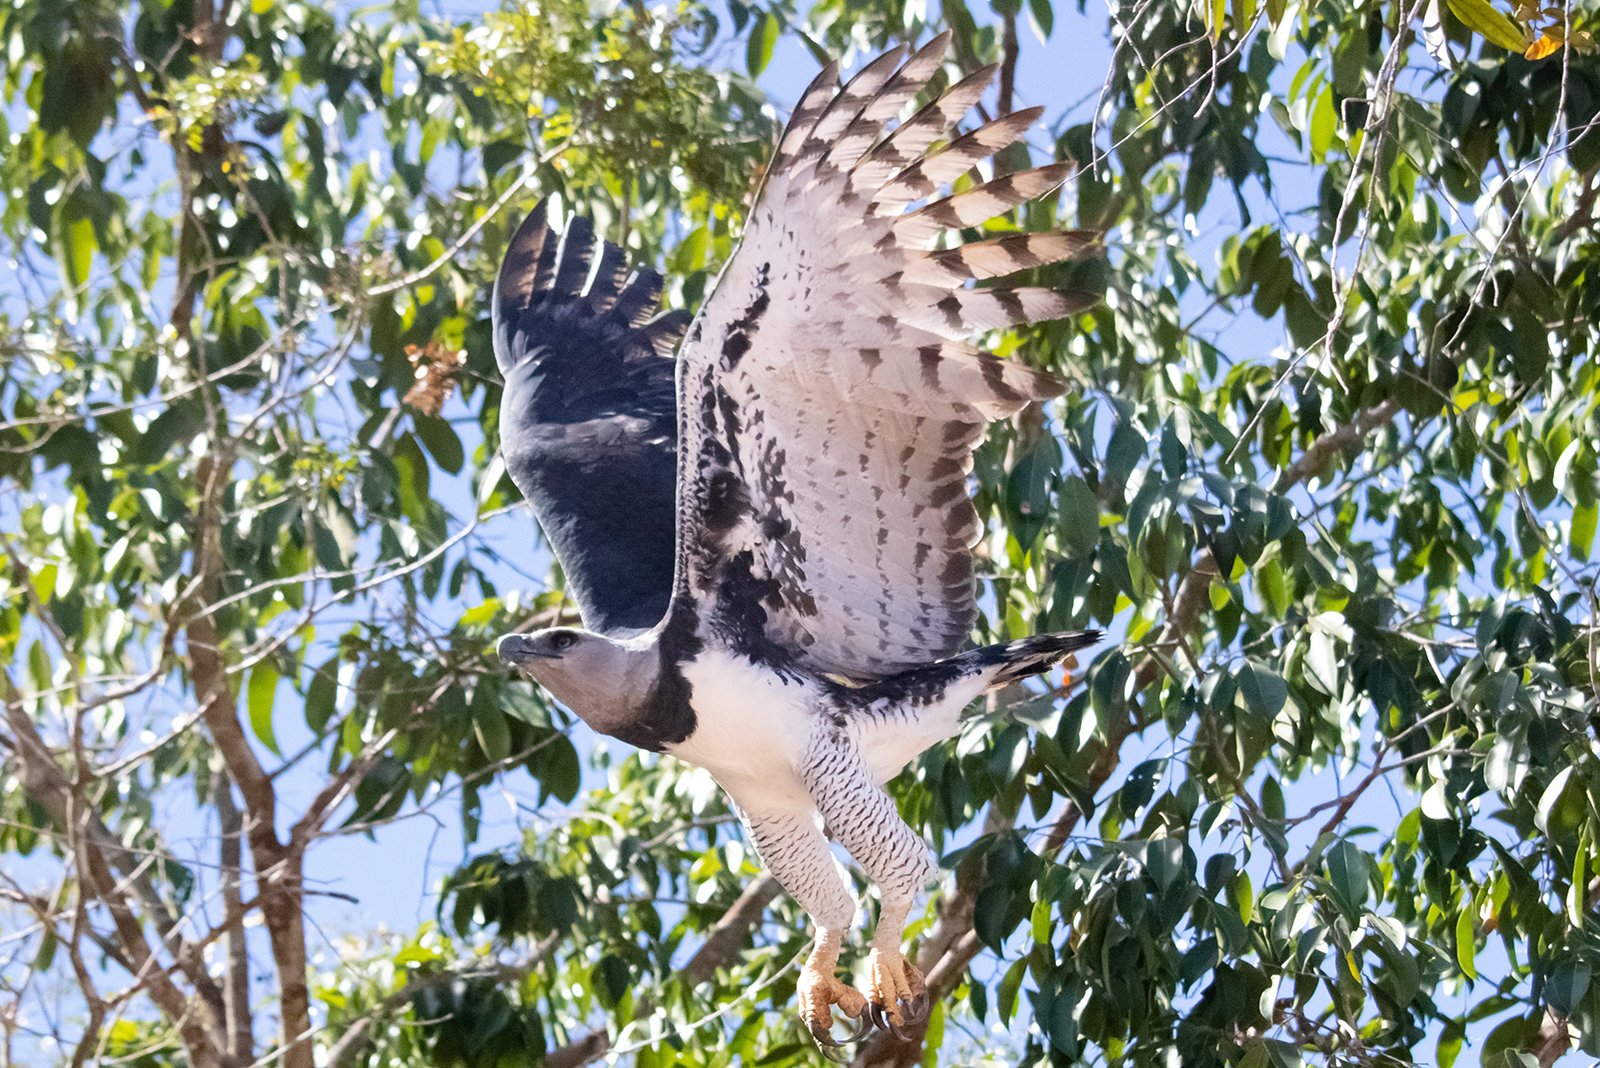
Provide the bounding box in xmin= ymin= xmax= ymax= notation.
xmin=497 ymin=628 xmax=657 ymax=738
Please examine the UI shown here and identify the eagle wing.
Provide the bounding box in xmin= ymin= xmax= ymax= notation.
xmin=495 ymin=203 xmax=689 ymax=635
xmin=672 ymin=34 xmax=1101 ymax=678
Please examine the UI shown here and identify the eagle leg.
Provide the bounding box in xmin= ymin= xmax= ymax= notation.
xmin=801 ymin=735 xmax=939 ymax=1036
xmin=733 ymin=803 xmax=869 ymax=1052
xmin=798 ymin=924 xmax=870 ymax=1053
xmin=862 ymin=892 xmax=928 ymax=1033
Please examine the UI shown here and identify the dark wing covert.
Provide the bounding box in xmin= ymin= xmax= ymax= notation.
xmin=493 ymin=202 xmax=689 ymax=635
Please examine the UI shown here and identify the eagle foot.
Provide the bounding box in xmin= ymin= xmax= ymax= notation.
xmin=864 ymin=947 xmax=928 ymax=1037
xmin=798 ymin=961 xmax=869 ymax=1055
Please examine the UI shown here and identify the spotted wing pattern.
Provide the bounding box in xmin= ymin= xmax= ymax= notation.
xmin=494 ymin=202 xmax=689 ymax=635
xmin=672 ymin=33 xmax=1102 ymax=678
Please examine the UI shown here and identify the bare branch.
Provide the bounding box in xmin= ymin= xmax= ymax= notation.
xmin=684 ymin=874 xmax=783 ymax=984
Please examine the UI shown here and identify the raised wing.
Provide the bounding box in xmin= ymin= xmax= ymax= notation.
xmin=495 ymin=202 xmax=688 ymax=635
xmin=672 ymin=34 xmax=1103 ymax=678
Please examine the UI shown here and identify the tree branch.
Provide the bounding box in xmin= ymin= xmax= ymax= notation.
xmin=684 ymin=874 xmax=783 ymax=984
xmin=1 ymin=674 xmax=231 ymax=1065
xmin=213 ymin=766 xmax=253 ymax=1061
xmin=540 ymin=874 xmax=786 ymax=1068
xmin=186 ymin=451 xmax=314 ymax=1068
xmin=1271 ymin=398 xmax=1400 ymax=494
xmin=998 ymin=8 xmax=1019 ymax=117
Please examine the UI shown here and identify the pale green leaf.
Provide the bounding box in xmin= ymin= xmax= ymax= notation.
xmin=248 ymin=663 xmax=282 ymax=757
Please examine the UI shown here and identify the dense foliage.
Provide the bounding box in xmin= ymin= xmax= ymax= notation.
xmin=4 ymin=0 xmax=1600 ymax=1065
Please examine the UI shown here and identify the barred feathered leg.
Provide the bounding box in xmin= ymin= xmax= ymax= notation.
xmin=735 ymin=804 xmax=869 ymax=1052
xmin=802 ymin=735 xmax=938 ymax=1035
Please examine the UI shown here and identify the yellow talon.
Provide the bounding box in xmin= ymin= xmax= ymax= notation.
xmin=864 ymin=947 xmax=927 ymax=1034
xmin=798 ymin=930 xmax=869 ymax=1053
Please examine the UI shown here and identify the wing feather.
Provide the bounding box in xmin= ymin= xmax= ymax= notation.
xmin=494 ymin=204 xmax=679 ymax=636
xmin=671 ymin=41 xmax=1104 ymax=677
xmin=847 ymin=67 xmax=1001 ymax=202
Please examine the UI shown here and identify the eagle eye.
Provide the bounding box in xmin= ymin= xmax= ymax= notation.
xmin=550 ymin=631 xmax=578 ymax=652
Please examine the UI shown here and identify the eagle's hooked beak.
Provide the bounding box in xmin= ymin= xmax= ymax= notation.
xmin=497 ymin=633 xmax=560 ymax=667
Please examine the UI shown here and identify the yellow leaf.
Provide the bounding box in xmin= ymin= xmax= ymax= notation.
xmin=1526 ymin=31 xmax=1562 ymax=57
xmin=1446 ymin=0 xmax=1532 ymax=50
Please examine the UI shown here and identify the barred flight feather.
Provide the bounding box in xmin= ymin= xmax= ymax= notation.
xmin=849 ymin=65 xmax=999 ymax=202
xmin=816 ymin=36 xmax=949 ymax=178
xmin=873 ymin=107 xmax=1044 ymax=211
xmin=672 ymin=35 xmax=1104 ymax=678
xmin=773 ymin=63 xmax=842 ymax=168
xmin=898 ymin=232 xmax=1100 ymax=286
xmin=897 ymin=163 xmax=1076 ymax=239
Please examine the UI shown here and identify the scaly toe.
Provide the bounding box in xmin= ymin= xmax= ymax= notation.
xmin=864 ymin=948 xmax=923 ymax=1032
xmin=799 ymin=969 xmax=869 ymax=1052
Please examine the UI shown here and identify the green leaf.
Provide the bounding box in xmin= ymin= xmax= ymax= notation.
xmin=997 ymin=958 xmax=1027 ymax=1024
xmin=1438 ymin=1019 xmax=1467 ymax=1068
xmin=1310 ymin=88 xmax=1336 ymax=159
xmin=473 ymin=699 xmax=511 ymax=763
xmin=1571 ymin=500 xmax=1596 ymax=561
xmin=1445 ymin=0 xmax=1528 ymax=50
xmin=1237 ymin=664 xmax=1288 ymax=721
xmin=536 ymin=736 xmax=582 ymax=804
xmin=1546 ymin=960 xmax=1591 ymax=1015
xmin=1259 ymin=776 xmax=1286 ymax=821
xmin=1058 ymin=476 xmax=1099 ymax=556
xmin=1325 ymin=839 xmax=1371 ymax=911
xmin=67 ymin=217 xmax=95 ymax=286
xmin=305 ymin=657 xmax=338 ymax=733
xmin=1031 ymin=896 xmax=1053 ymax=945
xmin=1257 ymin=556 xmax=1288 ymax=617
xmin=1536 ymin=766 xmax=1573 ymax=832
xmin=1028 ymin=0 xmax=1054 ymax=38
xmin=747 ymin=11 xmax=779 ymax=76
xmin=413 ymin=413 xmax=464 ymax=475
xmin=248 ymin=663 xmax=282 ymax=757
xmin=1007 ymin=433 xmax=1062 ymax=550
xmin=32 ymin=927 xmax=56 ymax=971
xmin=1480 ymin=1014 xmax=1531 ymax=1065
xmin=1456 ymin=909 xmax=1477 ymax=979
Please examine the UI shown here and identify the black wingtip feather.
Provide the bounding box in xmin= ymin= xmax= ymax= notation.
xmin=989 ymin=630 xmax=1103 ymax=686
xmin=641 ymin=309 xmax=692 ymax=357
xmin=495 ymin=202 xmax=549 ymax=311
xmin=612 ymin=270 xmax=668 ymax=327
xmin=493 ymin=202 xmax=681 ymax=637
xmin=552 ymin=215 xmax=595 ymax=296
xmin=586 ymin=242 xmax=628 ymax=311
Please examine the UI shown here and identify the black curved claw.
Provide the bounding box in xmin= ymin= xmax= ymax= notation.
xmin=867 ymin=997 xmax=927 ymax=1040
xmin=865 ymin=1002 xmax=907 ymax=1040
xmin=813 ymin=1035 xmax=852 ymax=1064
xmin=808 ymin=1011 xmax=871 ymax=1057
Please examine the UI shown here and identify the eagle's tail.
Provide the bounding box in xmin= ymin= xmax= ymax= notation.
xmin=984 ymin=630 xmax=1102 ymax=688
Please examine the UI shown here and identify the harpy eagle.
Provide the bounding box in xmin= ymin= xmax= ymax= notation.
xmin=495 ymin=33 xmax=1103 ymax=1048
